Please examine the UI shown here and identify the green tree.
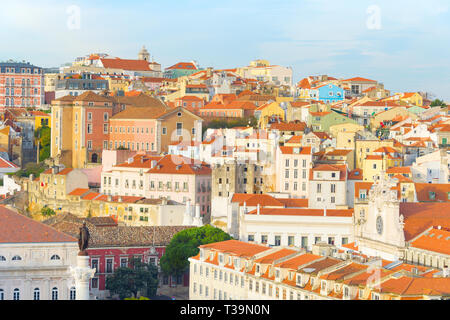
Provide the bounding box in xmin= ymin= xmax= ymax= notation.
xmin=124 ymin=296 xmax=150 ymax=300
xmin=106 ymin=258 xmax=159 ymax=300
xmin=160 ymin=225 xmax=232 ymax=277
xmin=430 ymin=99 xmax=447 ymax=108
xmin=14 ymin=162 xmax=47 ymax=178
xmin=41 ymin=207 xmax=56 ymax=217
xmin=35 ymin=125 xmax=51 ymax=162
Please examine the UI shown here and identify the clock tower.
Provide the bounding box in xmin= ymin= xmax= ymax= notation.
xmin=357 ymin=172 xmax=406 ymax=261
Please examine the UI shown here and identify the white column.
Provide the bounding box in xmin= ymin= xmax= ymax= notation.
xmin=70 ymin=256 xmax=95 ymax=300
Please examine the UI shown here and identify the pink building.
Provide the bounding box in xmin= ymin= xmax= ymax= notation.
xmin=101 ymin=154 xmax=212 ymax=219
xmin=0 ymin=61 xmax=44 ymax=111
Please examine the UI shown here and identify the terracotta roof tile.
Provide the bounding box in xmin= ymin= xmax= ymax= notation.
xmin=0 ymin=206 xmax=77 ymax=243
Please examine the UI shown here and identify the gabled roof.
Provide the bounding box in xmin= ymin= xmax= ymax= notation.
xmin=274 ymin=253 xmax=322 ymax=270
xmin=0 ymin=206 xmax=77 ymax=244
xmin=0 ymin=157 xmax=19 ymax=169
xmin=386 ymin=166 xmax=411 ymax=174
xmin=100 ymin=58 xmax=152 ymax=71
xmin=247 ymin=208 xmax=353 ymax=217
xmin=279 ymin=146 xmax=312 ymax=155
xmin=410 ymin=227 xmax=450 ymax=255
xmin=320 ymin=263 xmax=368 ymax=280
xmin=254 ymin=249 xmax=297 ymax=264
xmin=270 ymin=121 xmax=307 ymax=132
xmin=199 ymin=240 xmax=271 ymax=257
xmin=165 ymin=62 xmax=197 ymax=70
xmin=400 ymin=202 xmax=450 ymax=241
xmin=343 ymin=77 xmax=377 ymax=83
xmin=73 ymin=91 xmax=114 ymax=103
xmin=111 ymin=106 xmax=167 ymax=120
xmin=146 ymin=155 xmax=211 ymax=175
xmin=376 ymin=277 xmax=450 ymax=296
xmin=414 ymin=183 xmax=450 ymax=202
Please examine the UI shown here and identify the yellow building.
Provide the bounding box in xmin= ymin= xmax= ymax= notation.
xmin=355 ymin=139 xmax=394 ymax=170
xmin=32 ymin=111 xmax=52 ymax=129
xmin=330 ymin=123 xmax=364 ymax=137
xmin=255 ymin=101 xmax=286 ymax=129
xmin=399 ymin=92 xmax=423 ymax=107
xmin=0 ymin=126 xmax=11 ymax=155
xmin=370 ymin=107 xmax=418 ymax=130
xmin=362 ymin=155 xmax=384 ymax=182
xmin=330 ymin=123 xmax=364 ymax=150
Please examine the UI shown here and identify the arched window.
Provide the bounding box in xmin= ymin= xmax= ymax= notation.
xmin=33 ymin=288 xmax=40 ymax=300
xmin=0 ymin=289 xmax=4 ymax=300
xmin=13 ymin=288 xmax=20 ymax=300
xmin=12 ymin=255 xmax=22 ymax=261
xmin=50 ymin=255 xmax=60 ymax=260
xmin=51 ymin=287 xmax=58 ymax=300
xmin=0 ymin=256 xmax=5 ymax=261
xmin=70 ymin=287 xmax=76 ymax=300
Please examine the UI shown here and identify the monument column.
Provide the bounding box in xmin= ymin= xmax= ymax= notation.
xmin=70 ymin=254 xmax=95 ymax=300
xmin=70 ymin=221 xmax=95 ymax=300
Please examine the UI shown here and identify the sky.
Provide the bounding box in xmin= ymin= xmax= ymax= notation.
xmin=1 ymin=0 xmax=449 ymax=100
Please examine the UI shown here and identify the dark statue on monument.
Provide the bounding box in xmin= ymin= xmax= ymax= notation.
xmin=78 ymin=221 xmax=90 ymax=256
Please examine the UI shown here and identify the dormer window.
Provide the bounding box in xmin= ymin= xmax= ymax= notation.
xmin=219 ymin=254 xmax=224 ymax=264
xmin=275 ymin=269 xmax=280 ymax=279
xmin=200 ymin=249 xmax=204 ymax=260
xmin=256 ymin=264 xmax=260 ymax=273
xmin=321 ymin=281 xmax=326 ymax=291
xmin=296 ymin=274 xmax=301 ymax=285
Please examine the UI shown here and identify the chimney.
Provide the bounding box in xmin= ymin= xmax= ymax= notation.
xmin=118 ymin=196 xmax=122 ymax=202
xmin=151 ymin=160 xmax=157 ymax=168
xmin=29 ymin=174 xmax=34 ymax=181
xmin=257 ymin=204 xmax=260 ymax=215
xmin=243 ymin=201 xmax=247 ymax=214
xmin=107 ymin=195 xmax=112 ymax=202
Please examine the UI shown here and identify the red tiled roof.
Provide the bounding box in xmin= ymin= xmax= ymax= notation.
xmin=274 ymin=253 xmax=322 ymax=269
xmin=254 ymin=249 xmax=297 ymax=264
xmin=166 ymin=62 xmax=197 ymax=70
xmin=410 ymin=227 xmax=450 ymax=255
xmin=199 ymin=240 xmax=270 ymax=257
xmin=348 ymin=169 xmax=363 ymax=180
xmin=376 ymin=277 xmax=450 ymax=296
xmin=414 ymin=183 xmax=450 ymax=202
xmin=320 ymin=263 xmax=368 ymax=280
xmin=285 ymin=135 xmax=303 ymax=144
xmin=0 ymin=157 xmax=19 ymax=169
xmin=343 ymin=77 xmax=377 ymax=83
xmin=279 ymin=146 xmax=312 ymax=155
xmin=247 ymin=208 xmax=353 ymax=217
xmin=101 ymin=58 xmax=152 ymax=71
xmin=146 ymin=155 xmax=211 ymax=175
xmin=386 ymin=167 xmax=411 ymax=174
xmin=270 ymin=121 xmax=307 ymax=132
xmin=0 ymin=206 xmax=77 ymax=243
xmin=401 ymin=203 xmax=450 ymax=241
xmin=68 ymin=188 xmax=90 ymax=196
